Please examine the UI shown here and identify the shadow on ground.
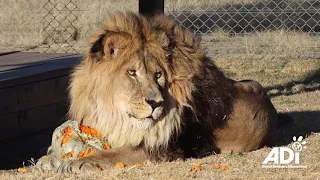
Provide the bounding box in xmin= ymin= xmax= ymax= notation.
xmin=276 ymin=111 xmax=320 ymax=146
xmin=266 ymin=69 xmax=320 ymax=98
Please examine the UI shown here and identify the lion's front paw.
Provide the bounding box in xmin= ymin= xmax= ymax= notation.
xmin=36 ymin=155 xmax=61 ymax=171
xmin=57 ymin=160 xmax=100 ymax=174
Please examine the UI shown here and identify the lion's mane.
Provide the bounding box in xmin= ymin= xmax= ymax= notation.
xmin=68 ymin=12 xmax=235 ymax=158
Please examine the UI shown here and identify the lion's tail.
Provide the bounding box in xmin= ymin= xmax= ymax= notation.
xmin=277 ymin=113 xmax=293 ymax=128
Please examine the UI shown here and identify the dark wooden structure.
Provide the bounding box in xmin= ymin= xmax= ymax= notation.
xmin=0 ymin=52 xmax=81 ymax=169
xmin=139 ymin=0 xmax=164 ymax=16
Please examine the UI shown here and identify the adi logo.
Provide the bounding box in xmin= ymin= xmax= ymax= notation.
xmin=262 ymin=136 xmax=307 ymax=168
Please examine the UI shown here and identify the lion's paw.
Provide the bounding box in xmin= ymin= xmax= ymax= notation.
xmin=36 ymin=155 xmax=61 ymax=171
xmin=57 ymin=160 xmax=99 ymax=174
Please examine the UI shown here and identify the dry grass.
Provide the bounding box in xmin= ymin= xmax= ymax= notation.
xmin=215 ymin=59 xmax=319 ymax=86
xmin=0 ymin=59 xmax=319 ymax=179
xmin=203 ymin=31 xmax=320 ymax=60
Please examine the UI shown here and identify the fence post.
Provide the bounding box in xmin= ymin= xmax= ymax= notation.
xmin=139 ymin=0 xmax=164 ymax=16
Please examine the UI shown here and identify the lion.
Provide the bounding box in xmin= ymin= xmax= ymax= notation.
xmin=36 ymin=12 xmax=278 ymax=173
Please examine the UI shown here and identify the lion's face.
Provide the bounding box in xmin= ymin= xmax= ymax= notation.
xmin=81 ymin=25 xmax=172 ymax=130
xmin=111 ymin=49 xmax=167 ymax=129
xmin=69 ymin=13 xmax=198 ymax=148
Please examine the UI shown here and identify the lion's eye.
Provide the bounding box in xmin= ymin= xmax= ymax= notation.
xmin=155 ymin=72 xmax=162 ymax=79
xmin=127 ymin=70 xmax=136 ymax=77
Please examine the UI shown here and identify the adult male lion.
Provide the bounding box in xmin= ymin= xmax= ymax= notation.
xmin=37 ymin=12 xmax=278 ymax=173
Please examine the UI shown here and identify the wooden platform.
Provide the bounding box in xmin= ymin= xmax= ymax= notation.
xmin=0 ymin=52 xmax=81 ymax=169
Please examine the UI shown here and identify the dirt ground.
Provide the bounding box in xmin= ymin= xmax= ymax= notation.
xmin=0 ymin=59 xmax=319 ymax=179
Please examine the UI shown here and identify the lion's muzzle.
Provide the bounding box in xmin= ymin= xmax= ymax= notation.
xmin=146 ymin=99 xmax=163 ymax=111
xmin=145 ymin=97 xmax=164 ymax=120
xmin=129 ymin=98 xmax=164 ymax=121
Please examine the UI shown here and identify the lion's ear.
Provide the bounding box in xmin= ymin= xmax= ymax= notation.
xmin=103 ymin=38 xmax=118 ymax=57
xmin=89 ymin=32 xmax=120 ymax=61
xmin=89 ymin=33 xmax=106 ymax=61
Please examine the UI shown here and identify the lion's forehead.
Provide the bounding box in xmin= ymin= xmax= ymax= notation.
xmin=122 ymin=48 xmax=165 ymax=72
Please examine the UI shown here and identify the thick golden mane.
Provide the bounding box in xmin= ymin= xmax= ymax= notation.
xmin=36 ymin=12 xmax=279 ymax=174
xmin=68 ymin=12 xmax=205 ymax=151
xmin=36 ymin=13 xmax=278 ymax=173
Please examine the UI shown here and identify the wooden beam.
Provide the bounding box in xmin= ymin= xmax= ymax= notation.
xmin=139 ymin=0 xmax=164 ymax=16
xmin=0 ymin=102 xmax=67 ymax=141
xmin=0 ymin=53 xmax=80 ymax=89
xmin=0 ymin=76 xmax=69 ymax=115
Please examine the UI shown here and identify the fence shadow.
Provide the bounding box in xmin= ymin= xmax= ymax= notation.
xmin=266 ymin=68 xmax=320 ymax=145
xmin=265 ymin=69 xmax=320 ymax=98
xmin=169 ymin=0 xmax=320 ymax=34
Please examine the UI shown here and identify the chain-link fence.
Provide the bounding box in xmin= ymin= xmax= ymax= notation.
xmin=0 ymin=0 xmax=137 ymax=53
xmin=43 ymin=0 xmax=80 ymax=53
xmin=1 ymin=0 xmax=320 ymax=60
xmin=166 ymin=0 xmax=320 ymax=60
xmin=41 ymin=0 xmax=138 ymax=53
xmin=167 ymin=0 xmax=320 ymax=34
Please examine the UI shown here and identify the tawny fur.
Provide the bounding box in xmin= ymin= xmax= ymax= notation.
xmin=68 ymin=13 xmax=184 ymax=151
xmin=37 ymin=12 xmax=278 ymax=173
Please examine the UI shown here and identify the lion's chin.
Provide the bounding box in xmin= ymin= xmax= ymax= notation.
xmin=130 ymin=117 xmax=155 ymax=130
xmin=128 ymin=106 xmax=164 ymax=130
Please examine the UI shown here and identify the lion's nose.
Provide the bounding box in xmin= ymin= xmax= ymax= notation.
xmin=146 ymin=99 xmax=164 ymax=111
